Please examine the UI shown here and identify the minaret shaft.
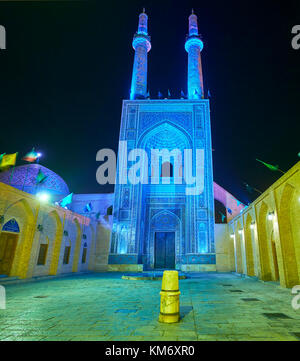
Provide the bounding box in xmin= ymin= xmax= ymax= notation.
xmin=185 ymin=12 xmax=204 ymax=99
xmin=130 ymin=12 xmax=151 ymax=100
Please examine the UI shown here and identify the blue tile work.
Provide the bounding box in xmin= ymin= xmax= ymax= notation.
xmin=110 ymin=99 xmax=215 ymax=270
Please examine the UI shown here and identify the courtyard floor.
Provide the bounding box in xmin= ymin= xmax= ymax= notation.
xmin=0 ymin=272 xmax=300 ymax=341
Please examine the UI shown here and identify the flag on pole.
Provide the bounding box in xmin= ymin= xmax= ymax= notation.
xmin=168 ymin=89 xmax=171 ymax=97
xmin=36 ymin=169 xmax=47 ymax=184
xmin=256 ymin=159 xmax=279 ymax=172
xmin=244 ymin=182 xmax=254 ymax=193
xmin=60 ymin=193 xmax=73 ymax=208
xmin=84 ymin=202 xmax=93 ymax=213
xmin=23 ymin=148 xmax=38 ymax=162
xmin=0 ymin=152 xmax=17 ymax=169
xmin=243 ymin=182 xmax=262 ymax=195
xmin=207 ymin=90 xmax=211 ymax=98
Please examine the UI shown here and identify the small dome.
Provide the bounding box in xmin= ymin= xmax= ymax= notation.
xmin=0 ymin=164 xmax=69 ymax=201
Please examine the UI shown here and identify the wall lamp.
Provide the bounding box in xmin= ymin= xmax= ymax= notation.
xmin=238 ymin=229 xmax=243 ymax=235
xmin=250 ymin=222 xmax=255 ymax=230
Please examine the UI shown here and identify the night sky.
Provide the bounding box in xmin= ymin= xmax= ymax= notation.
xmin=0 ymin=0 xmax=299 ymax=204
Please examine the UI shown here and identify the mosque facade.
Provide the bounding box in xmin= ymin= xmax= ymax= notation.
xmin=0 ymin=11 xmax=298 ymax=289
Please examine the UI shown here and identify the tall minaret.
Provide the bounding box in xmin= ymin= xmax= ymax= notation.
xmin=130 ymin=9 xmax=151 ymax=100
xmin=185 ymin=10 xmax=204 ymax=99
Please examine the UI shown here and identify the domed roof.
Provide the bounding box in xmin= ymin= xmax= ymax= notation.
xmin=0 ymin=164 xmax=69 ymax=200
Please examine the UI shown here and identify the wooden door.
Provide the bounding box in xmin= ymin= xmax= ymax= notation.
xmin=154 ymin=232 xmax=175 ymax=269
xmin=0 ymin=232 xmax=18 ymax=276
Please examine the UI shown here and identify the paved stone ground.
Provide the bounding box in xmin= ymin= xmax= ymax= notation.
xmin=0 ymin=272 xmax=300 ymax=341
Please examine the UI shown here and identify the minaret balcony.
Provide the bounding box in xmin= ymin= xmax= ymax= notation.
xmin=132 ymin=33 xmax=151 ymax=52
xmin=185 ymin=35 xmax=204 ymax=52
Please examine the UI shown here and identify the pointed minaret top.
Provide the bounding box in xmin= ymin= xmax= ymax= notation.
xmin=137 ymin=9 xmax=149 ymax=35
xmin=188 ymin=10 xmax=199 ymax=36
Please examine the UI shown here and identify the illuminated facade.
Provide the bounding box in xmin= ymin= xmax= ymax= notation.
xmin=109 ymin=11 xmax=215 ymax=271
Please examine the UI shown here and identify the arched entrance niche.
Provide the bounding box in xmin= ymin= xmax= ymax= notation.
xmin=277 ymin=184 xmax=299 ymax=287
xmin=257 ymin=202 xmax=272 ymax=281
xmin=1 ymin=198 xmax=34 ymax=278
xmin=270 ymin=230 xmax=279 ymax=281
xmin=72 ymin=218 xmax=82 ymax=273
xmin=149 ymin=210 xmax=181 ymax=269
xmin=244 ymin=214 xmax=255 ymax=276
xmin=0 ymin=218 xmax=20 ymax=276
xmin=234 ymin=221 xmax=243 ymax=274
xmin=139 ymin=121 xmax=192 ymax=185
xmin=45 ymin=210 xmax=63 ymax=276
xmin=136 ymin=122 xmax=191 ymax=262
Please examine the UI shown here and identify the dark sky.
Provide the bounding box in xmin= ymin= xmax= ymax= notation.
xmin=0 ymin=0 xmax=299 ymax=204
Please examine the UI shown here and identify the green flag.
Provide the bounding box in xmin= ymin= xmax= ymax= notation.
xmin=36 ymin=169 xmax=47 ymax=184
xmin=256 ymin=159 xmax=279 ymax=172
xmin=60 ymin=193 xmax=73 ymax=207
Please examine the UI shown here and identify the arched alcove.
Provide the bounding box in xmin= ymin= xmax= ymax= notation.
xmin=1 ymin=198 xmax=34 ymax=278
xmin=257 ymin=202 xmax=272 ymax=281
xmin=72 ymin=218 xmax=82 ymax=273
xmin=0 ymin=218 xmax=20 ymax=275
xmin=149 ymin=210 xmax=181 ymax=269
xmin=244 ymin=214 xmax=255 ymax=276
xmin=138 ymin=122 xmax=191 ymax=184
xmin=234 ymin=221 xmax=243 ymax=274
xmin=277 ymin=184 xmax=299 ymax=287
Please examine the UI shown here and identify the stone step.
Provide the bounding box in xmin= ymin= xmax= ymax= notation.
xmin=0 ymin=276 xmax=19 ymax=284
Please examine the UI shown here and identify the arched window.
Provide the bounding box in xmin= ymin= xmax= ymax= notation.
xmin=63 ymin=240 xmax=71 ymax=265
xmin=214 ymin=199 xmax=227 ymax=224
xmin=37 ymin=237 xmax=49 ymax=266
xmin=2 ymin=218 xmax=19 ymax=233
xmin=161 ymin=162 xmax=173 ymax=178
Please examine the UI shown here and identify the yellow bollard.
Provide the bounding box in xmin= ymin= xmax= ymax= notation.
xmin=159 ymin=270 xmax=180 ymax=323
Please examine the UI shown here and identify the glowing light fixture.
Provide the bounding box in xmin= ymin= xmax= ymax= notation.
xmin=250 ymin=222 xmax=255 ymax=230
xmin=238 ymin=229 xmax=243 ymax=235
xmin=268 ymin=212 xmax=275 ymax=221
xmin=230 ymin=233 xmax=234 ymax=239
xmin=36 ymin=192 xmax=50 ymax=203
